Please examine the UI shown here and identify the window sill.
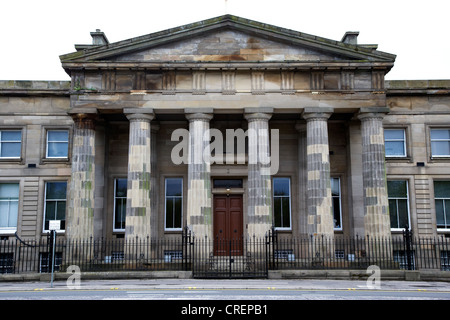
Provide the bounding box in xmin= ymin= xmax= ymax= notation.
xmin=385 ymin=156 xmax=412 ymax=163
xmin=40 ymin=157 xmax=70 ymax=164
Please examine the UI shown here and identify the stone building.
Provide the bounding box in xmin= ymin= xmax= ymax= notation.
xmin=0 ymin=15 xmax=449 ymax=245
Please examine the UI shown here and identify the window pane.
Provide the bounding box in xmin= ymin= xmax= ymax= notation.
xmin=282 ymin=197 xmax=290 ymax=228
xmin=333 ymin=197 xmax=341 ymax=228
xmin=48 ymin=131 xmax=69 ymax=142
xmin=45 ymin=201 xmax=56 ymax=225
xmin=115 ymin=179 xmax=127 ymax=197
xmin=431 ymin=129 xmax=450 ymax=140
xmin=47 ymin=142 xmax=69 ymax=157
xmin=46 ymin=182 xmax=67 ymax=200
xmin=388 ymin=180 xmax=407 ymax=198
xmin=434 ymin=181 xmax=450 ymax=198
xmin=213 ymin=179 xmax=243 ymax=188
xmin=166 ymin=178 xmax=182 ymax=197
xmin=1 ymin=142 xmax=21 ymax=157
xmin=273 ymin=197 xmax=281 ymax=228
xmin=166 ymin=198 xmax=174 ymax=228
xmin=436 ymin=200 xmax=445 ymax=228
xmin=389 ymin=199 xmax=398 ymax=228
xmin=431 ymin=141 xmax=450 ymax=156
xmin=385 ymin=129 xmax=404 ymax=140
xmin=385 ymin=141 xmax=405 ymax=156
xmin=6 ymin=201 xmax=17 ymax=228
xmin=397 ymin=199 xmax=409 ymax=229
xmin=174 ymin=197 xmax=182 ymax=228
xmin=56 ymin=201 xmax=66 ymax=221
xmin=1 ymin=131 xmax=21 ymax=141
xmin=0 ymin=202 xmax=8 ymax=227
xmin=331 ymin=178 xmax=340 ymax=196
xmin=115 ymin=198 xmax=126 ymax=230
xmin=274 ymin=178 xmax=290 ymax=196
xmin=0 ymin=184 xmax=19 ymax=198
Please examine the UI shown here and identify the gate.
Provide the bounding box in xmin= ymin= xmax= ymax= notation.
xmin=190 ymin=235 xmax=269 ymax=279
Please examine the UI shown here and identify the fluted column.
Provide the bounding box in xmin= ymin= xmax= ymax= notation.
xmin=358 ymin=108 xmax=391 ymax=238
xmin=67 ymin=113 xmax=96 ymax=240
xmin=245 ymin=110 xmax=273 ymax=237
xmin=302 ymin=107 xmax=334 ymax=238
xmin=124 ymin=109 xmax=154 ymax=241
xmin=295 ymin=122 xmax=308 ymax=237
xmin=186 ymin=110 xmax=213 ymax=239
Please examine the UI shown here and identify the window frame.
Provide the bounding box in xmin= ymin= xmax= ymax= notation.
xmin=42 ymin=181 xmax=67 ymax=233
xmin=164 ymin=177 xmax=183 ymax=231
xmin=434 ymin=180 xmax=450 ymax=231
xmin=331 ymin=177 xmax=343 ymax=231
xmin=0 ymin=130 xmax=22 ymax=160
xmin=387 ymin=180 xmax=411 ymax=231
xmin=430 ymin=128 xmax=450 ymax=158
xmin=272 ymin=177 xmax=292 ymax=231
xmin=384 ymin=128 xmax=407 ymax=158
xmin=113 ymin=178 xmax=127 ymax=233
xmin=46 ymin=129 xmax=69 ymax=159
xmin=0 ymin=182 xmax=20 ymax=234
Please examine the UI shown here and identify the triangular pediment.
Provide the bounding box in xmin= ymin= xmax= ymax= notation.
xmin=60 ymin=15 xmax=395 ymax=67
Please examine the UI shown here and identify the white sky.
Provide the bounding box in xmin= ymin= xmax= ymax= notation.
xmin=1 ymin=0 xmax=449 ymax=81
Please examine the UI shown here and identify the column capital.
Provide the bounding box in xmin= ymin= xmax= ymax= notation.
xmin=244 ymin=112 xmax=272 ymax=122
xmin=302 ymin=107 xmax=333 ymax=121
xmin=357 ymin=107 xmax=390 ymax=121
xmin=185 ymin=112 xmax=213 ymax=122
xmin=124 ymin=108 xmax=154 ymax=122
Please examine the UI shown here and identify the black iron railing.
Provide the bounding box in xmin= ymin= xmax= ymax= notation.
xmin=1 ymin=230 xmax=450 ymax=276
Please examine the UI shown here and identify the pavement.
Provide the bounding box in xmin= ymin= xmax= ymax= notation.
xmin=1 ymin=278 xmax=450 ymax=293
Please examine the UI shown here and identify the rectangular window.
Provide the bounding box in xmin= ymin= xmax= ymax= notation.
xmin=43 ymin=182 xmax=67 ymax=231
xmin=273 ymin=177 xmax=291 ymax=230
xmin=46 ymin=130 xmax=69 ymax=158
xmin=385 ymin=129 xmax=406 ymax=157
xmin=331 ymin=177 xmax=342 ymax=230
xmin=431 ymin=129 xmax=450 ymax=157
xmin=0 ymin=131 xmax=21 ymax=158
xmin=434 ymin=181 xmax=450 ymax=229
xmin=114 ymin=178 xmax=127 ymax=232
xmin=0 ymin=183 xmax=19 ymax=233
xmin=165 ymin=178 xmax=183 ymax=230
xmin=387 ymin=180 xmax=410 ymax=230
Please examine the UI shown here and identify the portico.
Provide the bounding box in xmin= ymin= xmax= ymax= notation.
xmin=61 ymin=15 xmax=396 ymax=243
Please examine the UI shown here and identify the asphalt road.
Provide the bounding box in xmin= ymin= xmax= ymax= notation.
xmin=1 ymin=278 xmax=450 ymax=300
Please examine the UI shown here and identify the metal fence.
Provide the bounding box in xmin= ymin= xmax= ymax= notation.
xmin=1 ymin=230 xmax=450 ymax=277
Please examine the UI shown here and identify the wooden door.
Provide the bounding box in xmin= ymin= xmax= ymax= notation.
xmin=213 ymin=194 xmax=243 ymax=256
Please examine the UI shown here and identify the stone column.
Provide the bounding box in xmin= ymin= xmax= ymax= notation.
xmin=245 ymin=109 xmax=273 ymax=237
xmin=295 ymin=122 xmax=308 ymax=237
xmin=185 ymin=109 xmax=213 ymax=240
xmin=302 ymin=107 xmax=334 ymax=238
xmin=357 ymin=108 xmax=391 ymax=239
xmin=66 ymin=112 xmax=96 ymax=240
xmin=124 ymin=108 xmax=154 ymax=241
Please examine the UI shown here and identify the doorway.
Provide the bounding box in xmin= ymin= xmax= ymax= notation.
xmin=213 ymin=194 xmax=243 ymax=256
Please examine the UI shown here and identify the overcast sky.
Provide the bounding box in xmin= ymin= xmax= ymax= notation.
xmin=1 ymin=0 xmax=448 ymax=81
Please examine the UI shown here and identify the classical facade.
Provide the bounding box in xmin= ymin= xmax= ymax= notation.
xmin=1 ymin=15 xmax=449 ymax=244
